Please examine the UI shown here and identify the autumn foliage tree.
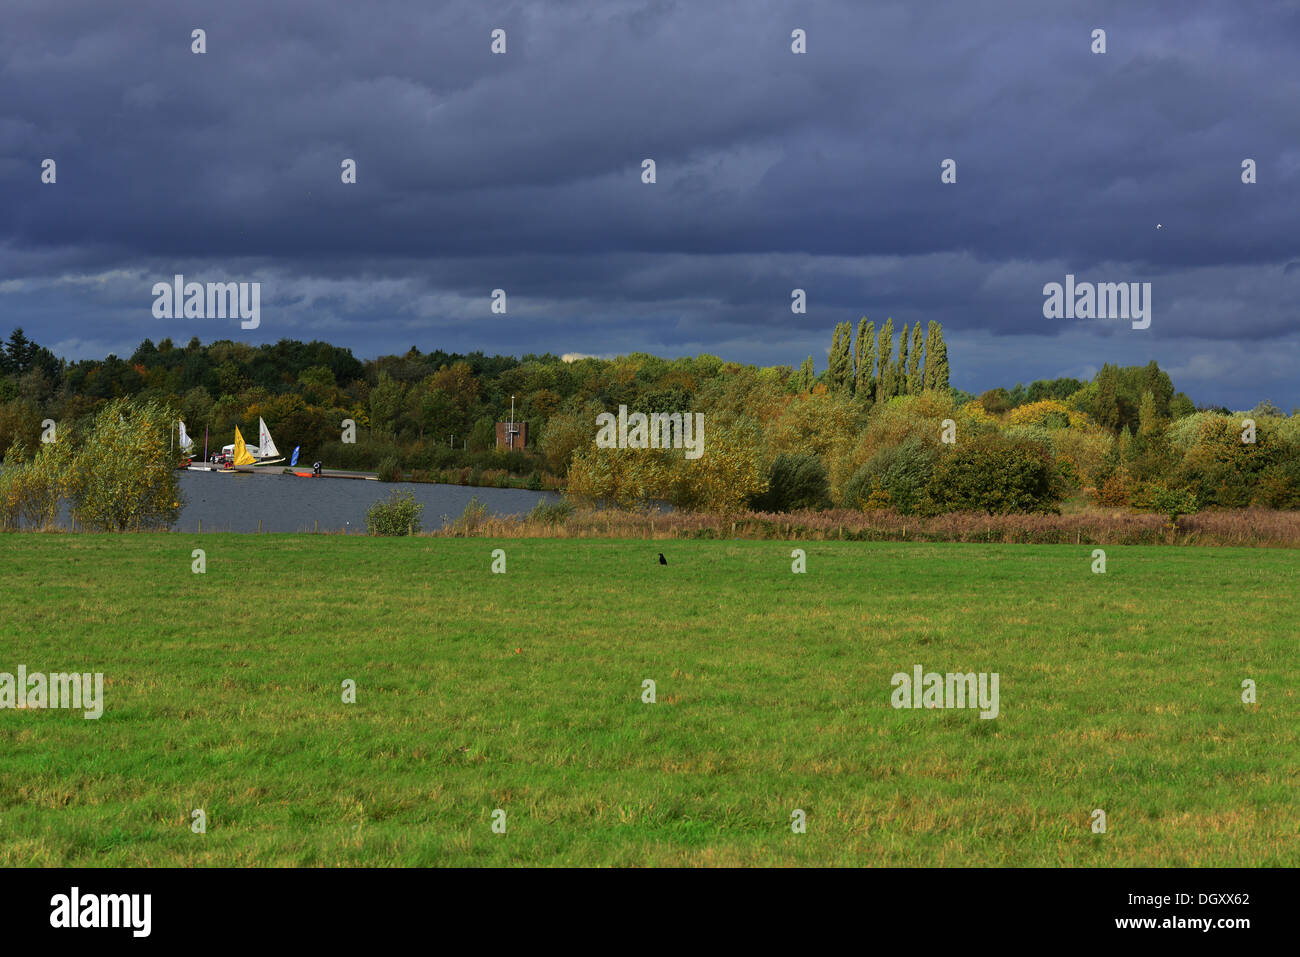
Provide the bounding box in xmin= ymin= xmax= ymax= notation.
xmin=68 ymin=398 xmax=183 ymax=531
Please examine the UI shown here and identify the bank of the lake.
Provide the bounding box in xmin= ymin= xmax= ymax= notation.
xmin=24 ymin=471 xmax=561 ymax=533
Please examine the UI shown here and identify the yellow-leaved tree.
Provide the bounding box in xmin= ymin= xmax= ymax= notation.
xmin=21 ymin=432 xmax=78 ymax=529
xmin=69 ymin=398 xmax=183 ymax=531
xmin=566 ymin=445 xmax=676 ymax=509
xmin=670 ymin=419 xmax=768 ymax=517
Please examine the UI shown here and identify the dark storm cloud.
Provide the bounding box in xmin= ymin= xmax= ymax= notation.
xmin=1 ymin=0 xmax=1298 ymax=407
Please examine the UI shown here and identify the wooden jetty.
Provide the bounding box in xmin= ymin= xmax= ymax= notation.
xmin=183 ymin=462 xmax=377 ymax=480
xmin=281 ymin=467 xmax=378 ymax=481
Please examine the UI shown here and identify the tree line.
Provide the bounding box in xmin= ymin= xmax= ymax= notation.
xmin=1 ymin=325 xmax=1297 ymax=521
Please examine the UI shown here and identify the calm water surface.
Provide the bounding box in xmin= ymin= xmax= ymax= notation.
xmin=42 ymin=472 xmax=562 ymax=533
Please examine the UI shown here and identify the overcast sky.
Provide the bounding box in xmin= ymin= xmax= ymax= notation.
xmin=2 ymin=0 xmax=1299 ymax=407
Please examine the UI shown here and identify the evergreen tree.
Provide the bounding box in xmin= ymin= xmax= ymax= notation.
xmin=875 ymin=318 xmax=894 ymax=403
xmin=909 ymin=323 xmax=923 ymax=394
xmin=4 ymin=328 xmax=34 ymax=375
xmin=854 ymin=318 xmax=875 ymax=400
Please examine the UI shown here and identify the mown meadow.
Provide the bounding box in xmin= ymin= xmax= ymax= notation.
xmin=0 ymin=534 xmax=1295 ymax=866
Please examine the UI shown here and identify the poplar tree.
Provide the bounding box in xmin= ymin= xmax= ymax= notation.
xmin=909 ymin=323 xmax=923 ymax=394
xmin=875 ymin=318 xmax=894 ymax=403
xmin=926 ymin=322 xmax=950 ymax=391
xmin=798 ymin=355 xmax=815 ymax=392
xmin=854 ymin=318 xmax=875 ymax=400
xmin=923 ymin=322 xmax=937 ymax=390
xmin=827 ymin=321 xmax=852 ymax=393
xmin=827 ymin=325 xmax=842 ymax=390
xmin=896 ymin=326 xmax=909 ymax=399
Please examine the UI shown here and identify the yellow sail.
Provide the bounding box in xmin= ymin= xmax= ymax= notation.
xmin=232 ymin=426 xmax=257 ymax=466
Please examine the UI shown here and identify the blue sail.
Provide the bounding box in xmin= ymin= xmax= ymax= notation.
xmin=290 ymin=446 xmax=300 ymax=467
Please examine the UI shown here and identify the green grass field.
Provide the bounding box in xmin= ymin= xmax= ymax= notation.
xmin=1 ymin=534 xmax=1296 ymax=866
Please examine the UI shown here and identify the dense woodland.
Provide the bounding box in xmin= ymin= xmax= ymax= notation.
xmin=1 ymin=323 xmax=1297 ymax=518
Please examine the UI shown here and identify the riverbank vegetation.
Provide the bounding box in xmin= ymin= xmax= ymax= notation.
xmin=0 ymin=397 xmax=180 ymax=531
xmin=2 ymin=325 xmax=1298 ymax=534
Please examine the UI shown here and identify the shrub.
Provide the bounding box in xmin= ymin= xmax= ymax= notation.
xmin=376 ymin=455 xmax=403 ymax=483
xmin=923 ymin=433 xmax=1064 ymax=515
xmin=1131 ymin=482 xmax=1198 ymax=524
xmin=839 ymin=394 xmax=954 ymax=491
xmin=365 ymin=489 xmax=423 ymax=535
xmin=1007 ymin=399 xmax=1079 ymax=429
xmin=1055 ymin=458 xmax=1079 ymax=487
xmin=528 ymin=499 xmax=575 ymax=524
xmin=842 ymin=436 xmax=938 ymax=515
xmin=749 ymin=453 xmax=831 ymax=512
xmin=979 ymin=388 xmax=1012 ymax=415
xmin=526 ymin=472 xmax=543 ymax=491
xmin=1093 ymin=468 xmax=1135 ymax=507
xmin=1042 ymin=410 xmax=1071 ymax=429
xmin=0 ymin=460 xmax=23 ymax=531
xmin=566 ymin=447 xmax=675 ymax=509
xmin=863 ymin=478 xmax=892 ymax=510
xmin=1173 ymin=417 xmax=1283 ymax=507
xmin=1050 ymin=426 xmax=1113 ymax=488
xmin=670 ymin=422 xmax=768 ymax=516
xmin=1005 ymin=424 xmax=1055 ymax=449
xmin=20 ymin=438 xmax=75 ymax=529
xmin=446 ymin=496 xmax=489 ymax=535
xmin=1251 ymin=458 xmax=1300 ymax=509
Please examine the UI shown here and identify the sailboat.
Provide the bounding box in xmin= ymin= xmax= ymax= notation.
xmin=174 ymin=420 xmax=195 ymax=468
xmin=221 ymin=419 xmax=286 ymax=469
xmin=256 ymin=417 xmax=284 ymax=465
xmin=218 ymin=426 xmax=255 ymax=472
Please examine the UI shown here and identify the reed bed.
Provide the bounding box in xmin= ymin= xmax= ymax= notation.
xmin=425 ymin=505 xmax=1300 ymax=547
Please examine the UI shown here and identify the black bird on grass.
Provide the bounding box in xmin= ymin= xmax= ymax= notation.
xmin=658 ymin=553 xmax=667 ymax=565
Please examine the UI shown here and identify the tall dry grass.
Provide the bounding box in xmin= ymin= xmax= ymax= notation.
xmin=424 ymin=505 xmax=1300 ymax=547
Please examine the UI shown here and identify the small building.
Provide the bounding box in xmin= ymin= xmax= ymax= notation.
xmin=496 ymin=420 xmax=528 ymax=450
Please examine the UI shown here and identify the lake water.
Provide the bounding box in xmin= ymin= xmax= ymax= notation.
xmin=41 ymin=472 xmax=562 ymax=533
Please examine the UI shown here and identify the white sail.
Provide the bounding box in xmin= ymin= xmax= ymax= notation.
xmin=178 ymin=420 xmax=194 ymax=453
xmin=257 ymin=418 xmax=280 ymax=458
